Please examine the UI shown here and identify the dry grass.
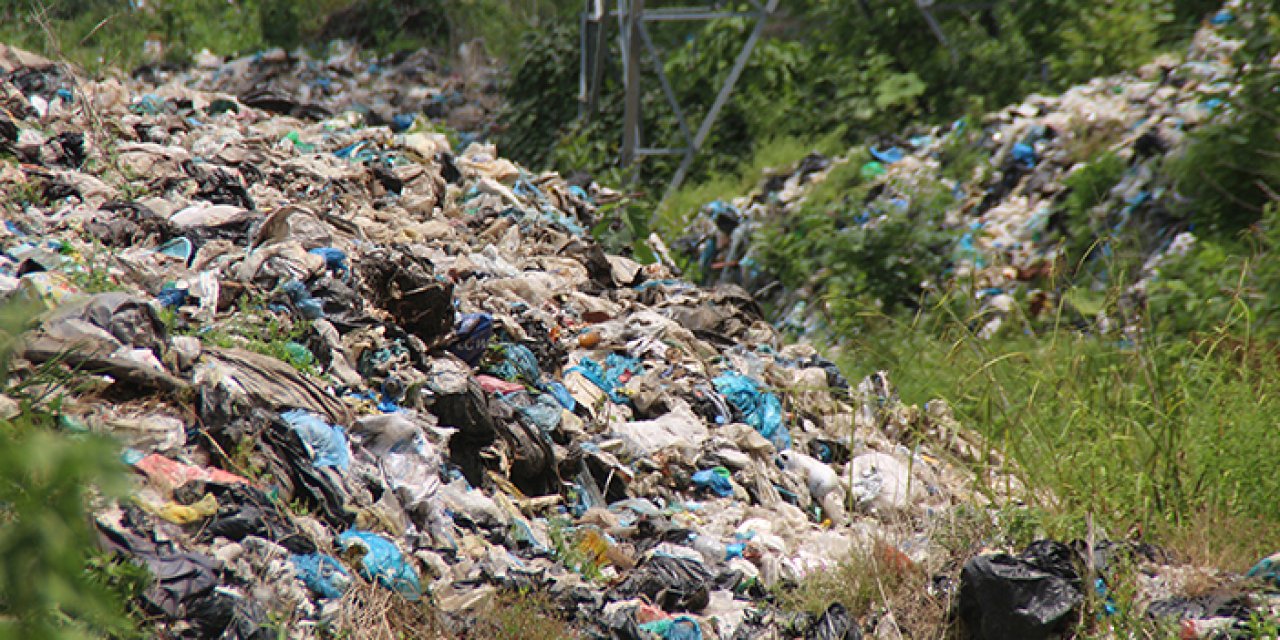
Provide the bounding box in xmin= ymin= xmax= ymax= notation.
xmin=778 ymin=535 xmax=957 ymax=639
xmin=335 ymin=579 xmax=443 ymax=640
xmin=1155 ymin=505 xmax=1276 ymax=574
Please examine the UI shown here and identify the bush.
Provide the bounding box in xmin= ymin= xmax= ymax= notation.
xmin=1056 ymin=152 xmax=1129 ymax=273
xmin=753 ymin=160 xmax=958 ymax=319
xmin=1170 ymin=6 xmax=1280 ymax=234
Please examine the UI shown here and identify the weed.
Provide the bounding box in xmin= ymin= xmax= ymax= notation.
xmin=778 ymin=537 xmax=948 ymax=638
xmin=467 ymin=588 xmax=582 ymax=640
xmin=188 ymin=294 xmax=318 ymax=375
xmin=1057 ymin=151 xmax=1128 ymax=274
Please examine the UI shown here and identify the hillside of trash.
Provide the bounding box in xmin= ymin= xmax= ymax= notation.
xmin=3 ymin=8 xmax=1280 ymax=639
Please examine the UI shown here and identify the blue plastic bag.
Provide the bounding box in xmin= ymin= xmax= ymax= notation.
xmin=1012 ymin=142 xmax=1037 ymax=168
xmin=567 ymin=354 xmax=644 ymax=404
xmin=338 ymin=530 xmax=422 ymax=600
xmin=713 ymin=372 xmax=790 ymax=451
xmin=290 ymin=553 xmax=351 ymax=599
xmin=279 ymin=279 xmax=325 ymax=319
xmin=691 ymin=467 xmax=734 ymax=498
xmin=281 ymin=409 xmax=351 ymax=470
xmin=638 ymin=615 xmax=703 ymax=640
xmin=157 ymin=286 xmax=187 ymax=308
xmin=489 ymin=343 xmax=540 ymax=382
xmin=517 ymin=394 xmax=563 ymax=432
xmin=546 ymin=381 xmax=577 ymax=411
xmin=308 ymin=247 xmax=349 ymax=275
xmin=870 ymin=146 xmax=904 ymax=164
xmin=1248 ymin=552 xmax=1280 ymax=586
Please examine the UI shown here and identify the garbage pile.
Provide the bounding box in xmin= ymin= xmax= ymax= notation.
xmin=173 ymin=40 xmax=499 ymax=137
xmin=681 ymin=10 xmax=1246 ymax=339
xmin=0 ymin=43 xmax=1037 ymax=638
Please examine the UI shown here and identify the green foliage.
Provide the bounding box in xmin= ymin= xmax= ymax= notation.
xmin=468 ymin=588 xmax=581 ymax=640
xmin=754 ymin=162 xmax=958 ymax=316
xmin=0 ymin=298 xmax=139 ymax=638
xmin=1052 ymin=0 xmax=1174 ymax=85
xmin=1058 ymin=151 xmax=1128 ymax=272
xmin=0 ymin=0 xmax=576 ymax=72
xmin=0 ymin=420 xmax=137 ymax=639
xmin=655 ymin=133 xmax=844 ymax=240
xmin=1170 ymin=7 xmax=1280 ymax=235
xmin=495 ymin=23 xmax=585 ymax=170
xmin=194 ymin=302 xmax=319 ymax=376
xmin=1145 ymin=205 xmax=1280 ymax=336
xmin=844 ymin=298 xmax=1280 ymax=562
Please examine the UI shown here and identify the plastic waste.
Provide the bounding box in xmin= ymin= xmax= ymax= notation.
xmin=152 ymin=493 xmax=220 ymax=525
xmin=308 ymin=247 xmax=349 ymax=275
xmin=691 ymin=467 xmax=734 ymax=498
xmin=280 ymin=279 xmax=325 ymax=320
xmin=567 ymin=354 xmax=645 ymax=404
xmin=281 ymin=409 xmax=351 ymax=471
xmin=713 ymin=372 xmax=790 ymax=451
xmin=958 ymin=541 xmax=1083 ymax=640
xmin=448 ymin=312 xmax=493 ymax=366
xmin=1247 ymin=552 xmax=1280 ymax=586
xmin=337 ymin=530 xmax=421 ymax=600
xmin=639 ymin=615 xmax=703 ymax=640
xmin=805 ymin=603 xmax=862 ymax=640
xmin=613 ymin=554 xmax=713 ymax=613
xmin=489 ymin=342 xmax=540 ymax=382
xmin=869 ymin=146 xmax=904 ymax=164
xmin=1012 ymin=142 xmax=1037 ymax=168
xmin=290 ymin=553 xmax=352 ymax=599
xmin=859 ymin=161 xmax=886 ymax=179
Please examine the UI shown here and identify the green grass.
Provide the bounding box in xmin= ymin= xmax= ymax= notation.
xmin=841 ymin=300 xmax=1280 ymax=571
xmin=654 ymin=132 xmax=847 ymax=241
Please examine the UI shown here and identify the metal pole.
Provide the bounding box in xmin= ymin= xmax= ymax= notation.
xmin=664 ymin=0 xmax=778 ymax=203
xmin=620 ymin=0 xmax=644 ymax=166
xmin=585 ymin=0 xmax=608 ymax=119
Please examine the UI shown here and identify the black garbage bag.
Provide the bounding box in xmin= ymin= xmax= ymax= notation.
xmin=612 ymin=555 xmax=712 ymax=613
xmin=1147 ymin=593 xmax=1252 ymax=622
xmin=193 ymin=483 xmax=317 ymax=554
xmin=958 ymin=540 xmax=1083 ymax=640
xmin=96 ymin=516 xmax=219 ymax=619
xmin=185 ymin=160 xmax=255 ymax=210
xmin=422 ymin=357 xmax=497 ymax=487
xmin=185 ymin=589 xmax=271 ymax=640
xmin=805 ymin=603 xmax=862 ymax=640
xmin=500 ymin=417 xmax=558 ymax=497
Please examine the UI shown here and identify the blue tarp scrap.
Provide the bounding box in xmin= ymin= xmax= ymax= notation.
xmin=290 ymin=553 xmax=351 ymax=599
xmin=712 ymin=371 xmax=791 ymax=451
xmin=338 ymin=530 xmax=422 ymax=600
xmin=281 ymin=409 xmax=351 ymax=470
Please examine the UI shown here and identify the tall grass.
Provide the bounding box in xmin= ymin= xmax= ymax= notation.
xmin=653 ymin=132 xmax=847 ymax=241
xmin=841 ymin=294 xmax=1280 ymax=569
